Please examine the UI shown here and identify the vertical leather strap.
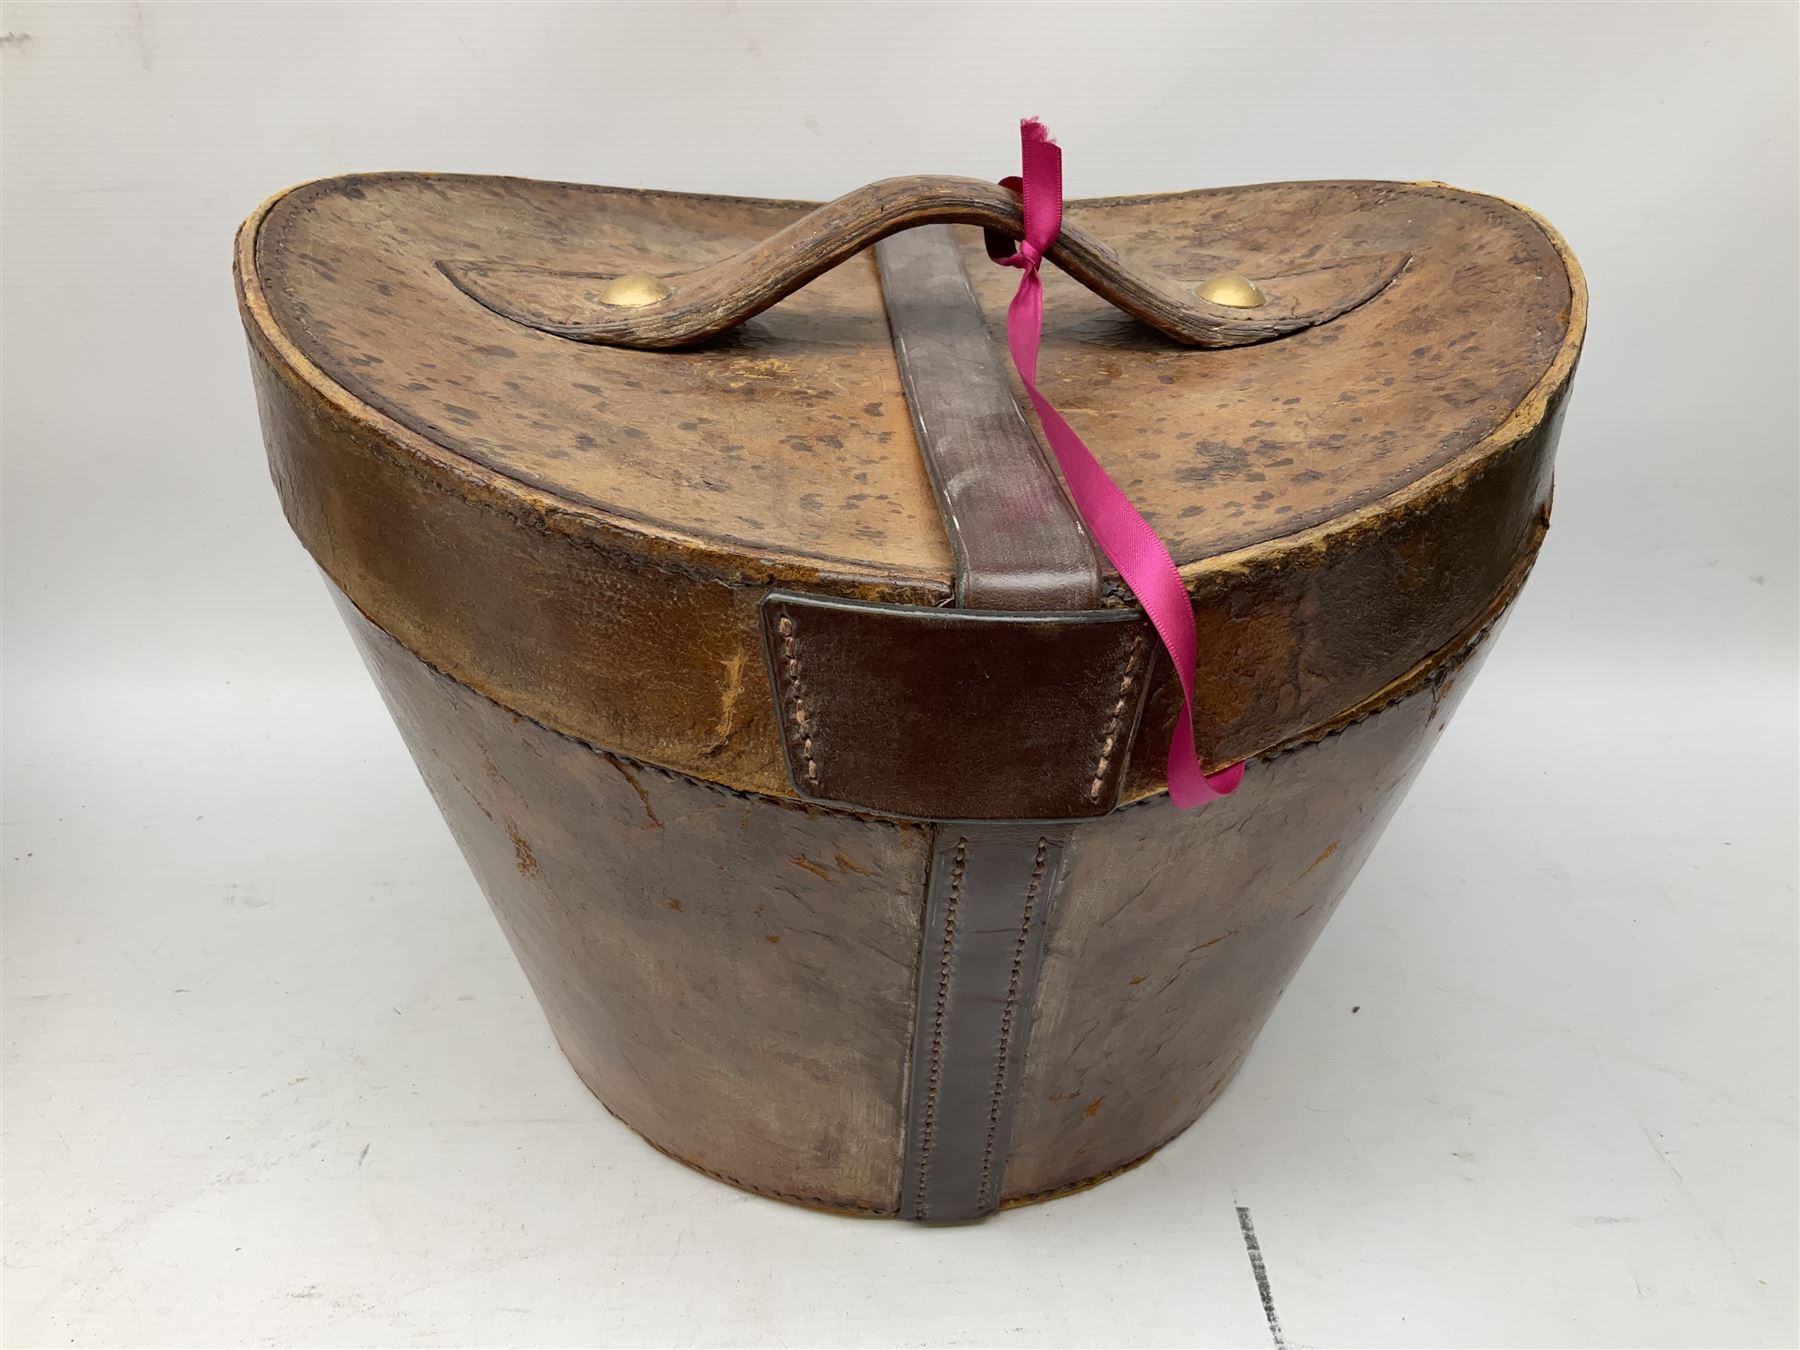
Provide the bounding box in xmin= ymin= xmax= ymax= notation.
xmin=877 ymin=226 xmax=1098 ymax=1220
xmin=901 ymin=825 xmax=1071 ymax=1221
xmin=875 ymin=226 xmax=1100 ymax=611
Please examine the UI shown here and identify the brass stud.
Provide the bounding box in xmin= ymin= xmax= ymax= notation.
xmin=1196 ymin=273 xmax=1267 ymax=309
xmin=596 ymin=273 xmax=671 ymax=308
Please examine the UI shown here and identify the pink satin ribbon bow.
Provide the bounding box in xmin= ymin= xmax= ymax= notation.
xmin=987 ymin=118 xmax=1243 ymax=808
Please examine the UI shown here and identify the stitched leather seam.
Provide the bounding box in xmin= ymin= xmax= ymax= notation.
xmin=913 ymin=836 xmax=967 ymax=1219
xmin=1089 ymin=635 xmax=1146 ymax=803
xmin=772 ymin=612 xmax=821 ymax=791
xmin=978 ymin=836 xmax=1049 ymax=1209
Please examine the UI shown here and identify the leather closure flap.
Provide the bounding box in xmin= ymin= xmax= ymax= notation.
xmin=760 ymin=593 xmax=1151 ymax=822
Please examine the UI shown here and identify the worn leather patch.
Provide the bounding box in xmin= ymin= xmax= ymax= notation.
xmin=760 ymin=594 xmax=1151 ymax=822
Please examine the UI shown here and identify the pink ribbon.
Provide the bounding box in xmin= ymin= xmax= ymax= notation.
xmin=988 ymin=118 xmax=1243 ymax=808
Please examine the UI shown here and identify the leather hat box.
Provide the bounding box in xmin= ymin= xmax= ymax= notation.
xmin=236 ymin=164 xmax=1583 ymax=1221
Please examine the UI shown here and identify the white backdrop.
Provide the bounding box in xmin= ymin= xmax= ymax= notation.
xmin=4 ymin=3 xmax=1796 ymax=1347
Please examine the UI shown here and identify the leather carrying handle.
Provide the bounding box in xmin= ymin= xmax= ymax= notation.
xmin=439 ymin=175 xmax=1408 ymax=350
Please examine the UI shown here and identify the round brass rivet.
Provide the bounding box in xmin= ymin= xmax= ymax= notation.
xmin=1196 ymin=273 xmax=1267 ymax=308
xmin=597 ymin=273 xmax=671 ymax=308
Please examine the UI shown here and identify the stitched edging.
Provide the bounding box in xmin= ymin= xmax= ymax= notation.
xmin=772 ymin=611 xmax=821 ymax=791
xmin=996 ymin=1046 xmax=1255 ymax=1211
xmin=996 ymin=1125 xmax=1192 ymax=1212
xmin=977 ymin=837 xmax=1050 ymax=1209
xmin=1240 ymin=533 xmax=1534 ymax=760
xmin=911 ymin=836 xmax=967 ymax=1219
xmin=599 ymin=1101 xmax=897 ymax=1218
xmin=1089 ymin=636 xmax=1146 ymax=803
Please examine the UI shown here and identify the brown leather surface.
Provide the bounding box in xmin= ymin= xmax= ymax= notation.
xmin=754 ymin=394 xmax=1560 ymax=814
xmin=334 ymin=587 xmax=929 ymax=1215
xmin=875 ymin=225 xmax=1099 ymax=612
xmin=241 ymin=168 xmax=1586 ymax=1222
xmin=1126 ymin=391 xmax=1564 ymax=795
xmin=325 ymin=571 xmax=1503 ymax=1215
xmin=902 ymin=826 xmax=1069 ymax=1221
xmin=760 ymin=595 xmax=1149 ymax=822
xmin=1005 ymin=625 xmax=1496 ymax=1198
xmin=245 ymin=328 xmax=1564 ymax=805
xmin=239 ymin=175 xmax=1582 ymax=805
xmin=244 ymin=174 xmax=1577 ymax=576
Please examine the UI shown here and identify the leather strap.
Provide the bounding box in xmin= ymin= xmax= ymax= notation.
xmin=875 ymin=226 xmax=1100 ymax=610
xmin=760 ymin=593 xmax=1148 ymax=823
xmin=761 ymin=227 xmax=1134 ymax=825
xmin=902 ymin=826 xmax=1068 ymax=1221
xmin=870 ymin=227 xmax=1101 ymax=1220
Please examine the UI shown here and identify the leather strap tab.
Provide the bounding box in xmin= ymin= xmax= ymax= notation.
xmin=760 ymin=594 xmax=1150 ymax=822
xmin=902 ymin=825 xmax=1069 ymax=1222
